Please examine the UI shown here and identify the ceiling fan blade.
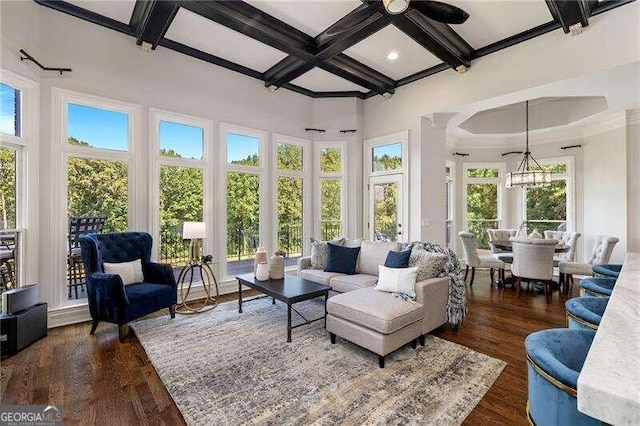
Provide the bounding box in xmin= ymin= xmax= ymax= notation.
xmin=411 ymin=1 xmax=470 ymax=24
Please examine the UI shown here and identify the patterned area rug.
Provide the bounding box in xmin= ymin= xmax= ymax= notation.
xmin=131 ymin=298 xmax=505 ymax=425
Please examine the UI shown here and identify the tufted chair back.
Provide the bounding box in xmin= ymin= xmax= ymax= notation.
xmin=511 ymin=238 xmax=558 ymax=281
xmin=544 ymin=231 xmax=581 ymax=262
xmin=81 ymin=232 xmax=152 ymax=274
xmin=458 ymin=232 xmax=481 ymax=267
xmin=586 ymin=235 xmax=619 ymax=266
xmin=487 ymin=229 xmax=519 ymax=254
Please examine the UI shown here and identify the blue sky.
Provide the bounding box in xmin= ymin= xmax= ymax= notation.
xmin=373 ymin=142 xmax=402 ymax=159
xmin=227 ymin=133 xmax=259 ymax=163
xmin=1 ymin=83 xmax=17 ymax=136
xmin=160 ymin=120 xmax=203 ymax=159
xmin=68 ymin=103 xmax=128 ymax=150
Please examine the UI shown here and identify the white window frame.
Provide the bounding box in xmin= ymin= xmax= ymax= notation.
xmin=149 ymin=108 xmax=214 ymax=265
xmin=363 ymin=131 xmax=409 ymax=242
xmin=462 ymin=162 xmax=507 ymax=234
xmin=0 ymin=69 xmax=39 ymax=289
xmin=52 ymin=87 xmax=141 ymax=308
xmin=521 ymin=155 xmax=575 ymax=232
xmin=446 ymin=160 xmax=456 ymax=248
xmin=272 ymin=134 xmax=311 ymax=262
xmin=220 ymin=123 xmax=268 ymax=280
xmin=314 ymin=141 xmax=346 ymax=239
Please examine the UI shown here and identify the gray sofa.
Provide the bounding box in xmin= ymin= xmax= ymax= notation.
xmin=297 ymin=240 xmax=450 ymax=366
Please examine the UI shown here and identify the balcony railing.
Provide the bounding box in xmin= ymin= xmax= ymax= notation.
xmin=160 ymin=230 xmax=192 ymax=268
xmin=522 ymin=220 xmax=566 ymax=235
xmin=0 ymin=231 xmax=18 ymax=292
xmin=277 ymin=224 xmax=303 ymax=258
xmin=320 ymin=221 xmax=341 ymax=241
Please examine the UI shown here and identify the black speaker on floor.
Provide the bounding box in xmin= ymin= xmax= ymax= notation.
xmin=1 ymin=302 xmax=48 ymax=357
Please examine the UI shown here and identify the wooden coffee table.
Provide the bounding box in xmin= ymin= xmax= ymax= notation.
xmin=236 ymin=273 xmax=330 ymax=342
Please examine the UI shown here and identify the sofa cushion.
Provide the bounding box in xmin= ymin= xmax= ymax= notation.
xmin=299 ymin=269 xmax=345 ymax=286
xmin=409 ymin=248 xmax=448 ymax=281
xmin=330 ymin=274 xmax=378 ymax=293
xmin=325 ymin=243 xmax=360 ymax=275
xmin=310 ymin=237 xmax=344 ymax=269
xmin=358 ymin=240 xmax=401 ymax=276
xmin=384 ymin=249 xmax=411 ymax=268
xmin=327 ymin=287 xmax=423 ymax=334
xmin=343 ymin=238 xmax=363 ymax=248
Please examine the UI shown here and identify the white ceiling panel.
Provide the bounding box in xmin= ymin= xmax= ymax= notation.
xmin=448 ymin=1 xmax=553 ymax=49
xmin=291 ymin=68 xmax=368 ymax=92
xmin=71 ymin=0 xmax=136 ymax=24
xmin=247 ymin=1 xmax=361 ymax=37
xmin=165 ymin=9 xmax=288 ymax=72
xmin=344 ymin=25 xmax=442 ymax=80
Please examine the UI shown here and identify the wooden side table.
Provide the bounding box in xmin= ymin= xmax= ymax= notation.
xmin=175 ymin=259 xmax=219 ymax=314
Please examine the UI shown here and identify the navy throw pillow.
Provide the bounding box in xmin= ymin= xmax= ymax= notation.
xmin=325 ymin=243 xmax=360 ymax=275
xmin=384 ymin=250 xmax=411 ymax=268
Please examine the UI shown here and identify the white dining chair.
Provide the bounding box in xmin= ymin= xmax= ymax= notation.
xmin=558 ymin=235 xmax=619 ymax=296
xmin=458 ymin=231 xmax=506 ymax=286
xmin=511 ymin=238 xmax=558 ymax=303
xmin=543 ymin=231 xmax=581 ymax=264
xmin=487 ymin=228 xmax=519 ymax=264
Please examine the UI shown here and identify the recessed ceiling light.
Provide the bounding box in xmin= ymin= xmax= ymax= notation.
xmin=387 ymin=51 xmax=399 ymax=61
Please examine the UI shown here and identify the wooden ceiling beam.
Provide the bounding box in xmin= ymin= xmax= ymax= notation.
xmin=545 ymin=0 xmax=597 ymax=34
xmin=130 ymin=0 xmax=179 ymax=49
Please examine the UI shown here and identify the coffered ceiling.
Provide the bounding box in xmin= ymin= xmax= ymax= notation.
xmin=37 ymin=0 xmax=636 ymax=99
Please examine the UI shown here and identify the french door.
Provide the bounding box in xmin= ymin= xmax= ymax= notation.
xmin=368 ymin=174 xmax=404 ymax=242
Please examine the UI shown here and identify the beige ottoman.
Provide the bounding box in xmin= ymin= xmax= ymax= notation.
xmin=326 ymin=287 xmax=423 ymax=368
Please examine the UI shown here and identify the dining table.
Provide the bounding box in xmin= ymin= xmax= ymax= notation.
xmin=488 ymin=240 xmax=570 ymax=288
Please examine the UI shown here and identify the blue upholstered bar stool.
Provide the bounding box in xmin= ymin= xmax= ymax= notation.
xmin=579 ymin=277 xmax=616 ymax=297
xmin=565 ymin=297 xmax=608 ymax=331
xmin=525 ymin=329 xmax=599 ymax=426
xmin=592 ymin=264 xmax=622 ymax=279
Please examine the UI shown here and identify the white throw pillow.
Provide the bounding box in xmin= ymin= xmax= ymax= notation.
xmin=375 ymin=265 xmax=418 ymax=298
xmin=103 ymin=259 xmax=144 ymax=285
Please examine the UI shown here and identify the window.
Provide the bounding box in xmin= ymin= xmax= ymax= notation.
xmin=316 ymin=143 xmax=344 ymax=240
xmin=274 ymin=137 xmax=310 ymax=265
xmin=524 ymin=159 xmax=573 ymax=234
xmin=372 ymin=142 xmax=402 ymax=172
xmin=152 ymin=109 xmax=210 ymax=270
xmin=1 ymin=83 xmax=20 ymax=137
xmin=57 ymin=89 xmax=139 ymax=302
xmin=445 ymin=162 xmax=455 ymax=248
xmin=463 ymin=164 xmax=505 ymax=249
xmin=2 ymin=70 xmax=38 ymax=290
xmin=223 ymin=124 xmax=265 ymax=277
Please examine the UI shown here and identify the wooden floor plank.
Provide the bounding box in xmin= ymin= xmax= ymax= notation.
xmin=1 ymin=272 xmax=571 ymax=424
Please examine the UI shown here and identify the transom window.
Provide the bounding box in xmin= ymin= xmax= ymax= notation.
xmin=372 ymin=142 xmax=402 ymax=172
xmin=159 ymin=120 xmax=203 ymax=160
xmin=226 ymin=132 xmax=260 ymax=166
xmin=67 ymin=103 xmax=128 ymax=151
xmin=1 ymin=83 xmax=20 ymax=137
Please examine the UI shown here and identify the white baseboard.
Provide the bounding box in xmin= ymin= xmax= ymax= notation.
xmin=47 ymin=278 xmax=244 ymax=328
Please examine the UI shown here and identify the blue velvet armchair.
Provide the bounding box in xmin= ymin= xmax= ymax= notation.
xmin=80 ymin=232 xmax=177 ymax=342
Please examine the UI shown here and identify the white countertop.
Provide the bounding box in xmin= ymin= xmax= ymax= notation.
xmin=577 ymin=253 xmax=640 ymax=425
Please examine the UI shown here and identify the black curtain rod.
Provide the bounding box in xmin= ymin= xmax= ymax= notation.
xmin=560 ymin=144 xmax=582 ymax=150
xmin=501 ymin=151 xmax=524 ymax=156
xmin=20 ymin=49 xmax=72 ymax=75
xmin=452 ymin=152 xmax=469 ymax=157
xmin=339 ymin=129 xmax=357 ymax=134
xmin=305 ymin=128 xmax=326 ymax=133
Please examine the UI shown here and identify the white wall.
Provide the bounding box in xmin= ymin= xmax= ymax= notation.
xmin=583 ymin=127 xmax=627 ymax=263
xmin=627 ymin=111 xmax=640 ymax=253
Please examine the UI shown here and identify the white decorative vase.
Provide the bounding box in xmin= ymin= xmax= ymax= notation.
xmin=254 ymin=246 xmax=267 ymax=274
xmin=270 ymin=253 xmax=285 ymax=280
xmin=528 ymin=229 xmax=542 ymax=239
xmin=255 ymin=262 xmax=270 ymax=281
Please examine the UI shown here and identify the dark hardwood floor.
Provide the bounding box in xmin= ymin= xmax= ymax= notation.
xmin=1 ymin=272 xmax=572 ymax=425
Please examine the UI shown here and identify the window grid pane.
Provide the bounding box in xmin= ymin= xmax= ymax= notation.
xmin=226 ymin=171 xmax=260 ymax=275
xmin=467 ymin=168 xmax=499 ymax=178
xmin=1 ymin=83 xmax=20 ymax=137
xmin=526 ymin=180 xmax=567 ymax=233
xmin=159 ymin=165 xmax=204 ymax=267
xmin=67 ymin=103 xmax=129 ymax=151
xmin=277 ymin=143 xmax=303 ymax=171
xmin=466 ymin=182 xmax=498 ymax=249
xmin=320 ymin=179 xmax=341 ymax=240
xmin=0 ymin=147 xmax=17 ymax=230
xmin=372 ymin=143 xmax=402 ymax=172
xmin=277 ymin=176 xmax=303 ymax=258
xmin=226 ymin=133 xmax=259 ymax=166
xmin=320 ymin=148 xmax=341 ymax=173
xmin=160 ymin=120 xmax=204 ymax=160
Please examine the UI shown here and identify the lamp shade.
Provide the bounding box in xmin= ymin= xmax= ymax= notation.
xmin=183 ymin=221 xmax=206 ymax=239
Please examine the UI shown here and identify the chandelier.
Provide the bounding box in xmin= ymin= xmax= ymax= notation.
xmin=505 ymin=100 xmax=552 ymax=188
